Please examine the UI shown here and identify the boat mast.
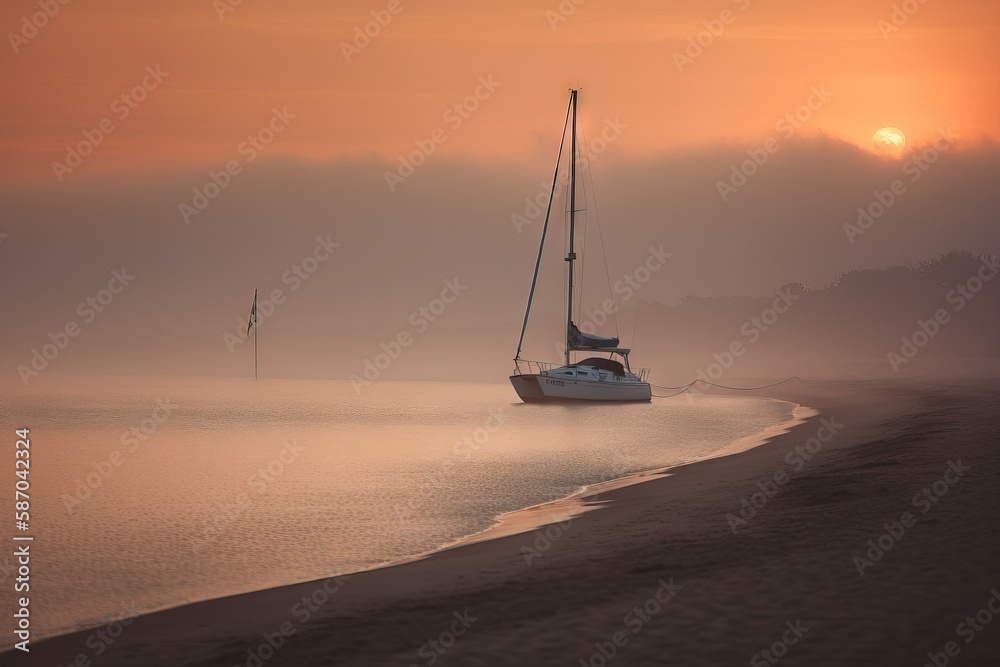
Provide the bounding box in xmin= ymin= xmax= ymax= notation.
xmin=514 ymin=93 xmax=573 ymax=364
xmin=565 ymin=89 xmax=579 ymax=367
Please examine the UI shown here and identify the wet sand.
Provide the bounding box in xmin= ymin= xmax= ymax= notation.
xmin=23 ymin=378 xmax=1000 ymax=666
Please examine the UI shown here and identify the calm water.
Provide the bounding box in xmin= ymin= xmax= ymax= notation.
xmin=0 ymin=376 xmax=795 ymax=646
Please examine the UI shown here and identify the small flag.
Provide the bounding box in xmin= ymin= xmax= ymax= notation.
xmin=246 ymin=290 xmax=257 ymax=336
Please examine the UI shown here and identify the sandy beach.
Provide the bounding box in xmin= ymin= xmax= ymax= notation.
xmin=23 ymin=377 xmax=1000 ymax=666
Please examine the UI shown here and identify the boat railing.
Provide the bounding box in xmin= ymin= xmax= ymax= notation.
xmin=513 ymin=359 xmax=558 ymax=375
xmin=515 ymin=359 xmax=650 ymax=381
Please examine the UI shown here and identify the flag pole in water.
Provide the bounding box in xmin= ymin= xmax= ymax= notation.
xmin=247 ymin=289 xmax=258 ymax=380
xmin=253 ymin=288 xmax=258 ymax=381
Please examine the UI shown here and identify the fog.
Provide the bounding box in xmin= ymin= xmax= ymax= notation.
xmin=1 ymin=136 xmax=997 ymax=385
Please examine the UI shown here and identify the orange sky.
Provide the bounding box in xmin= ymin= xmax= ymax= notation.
xmin=1 ymin=0 xmax=997 ymax=182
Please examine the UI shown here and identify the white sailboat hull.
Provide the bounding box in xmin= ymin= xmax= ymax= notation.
xmin=509 ymin=373 xmax=651 ymax=403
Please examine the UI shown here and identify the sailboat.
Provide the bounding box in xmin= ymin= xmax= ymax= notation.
xmin=510 ymin=89 xmax=652 ymax=403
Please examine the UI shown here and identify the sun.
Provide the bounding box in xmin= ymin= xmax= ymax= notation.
xmin=872 ymin=127 xmax=906 ymax=157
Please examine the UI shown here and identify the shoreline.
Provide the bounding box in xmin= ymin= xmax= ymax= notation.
xmin=23 ymin=378 xmax=1000 ymax=665
xmin=9 ymin=393 xmax=805 ymax=652
xmin=425 ymin=394 xmax=809 ymax=552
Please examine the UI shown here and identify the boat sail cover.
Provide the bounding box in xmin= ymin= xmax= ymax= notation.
xmin=568 ymin=321 xmax=620 ymax=350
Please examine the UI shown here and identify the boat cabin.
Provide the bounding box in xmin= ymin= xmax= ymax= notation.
xmin=573 ymin=357 xmax=626 ymax=377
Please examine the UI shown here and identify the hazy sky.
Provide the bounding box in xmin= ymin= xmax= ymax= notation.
xmin=1 ymin=0 xmax=997 ymax=180
xmin=1 ymin=1 xmax=998 ymax=381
